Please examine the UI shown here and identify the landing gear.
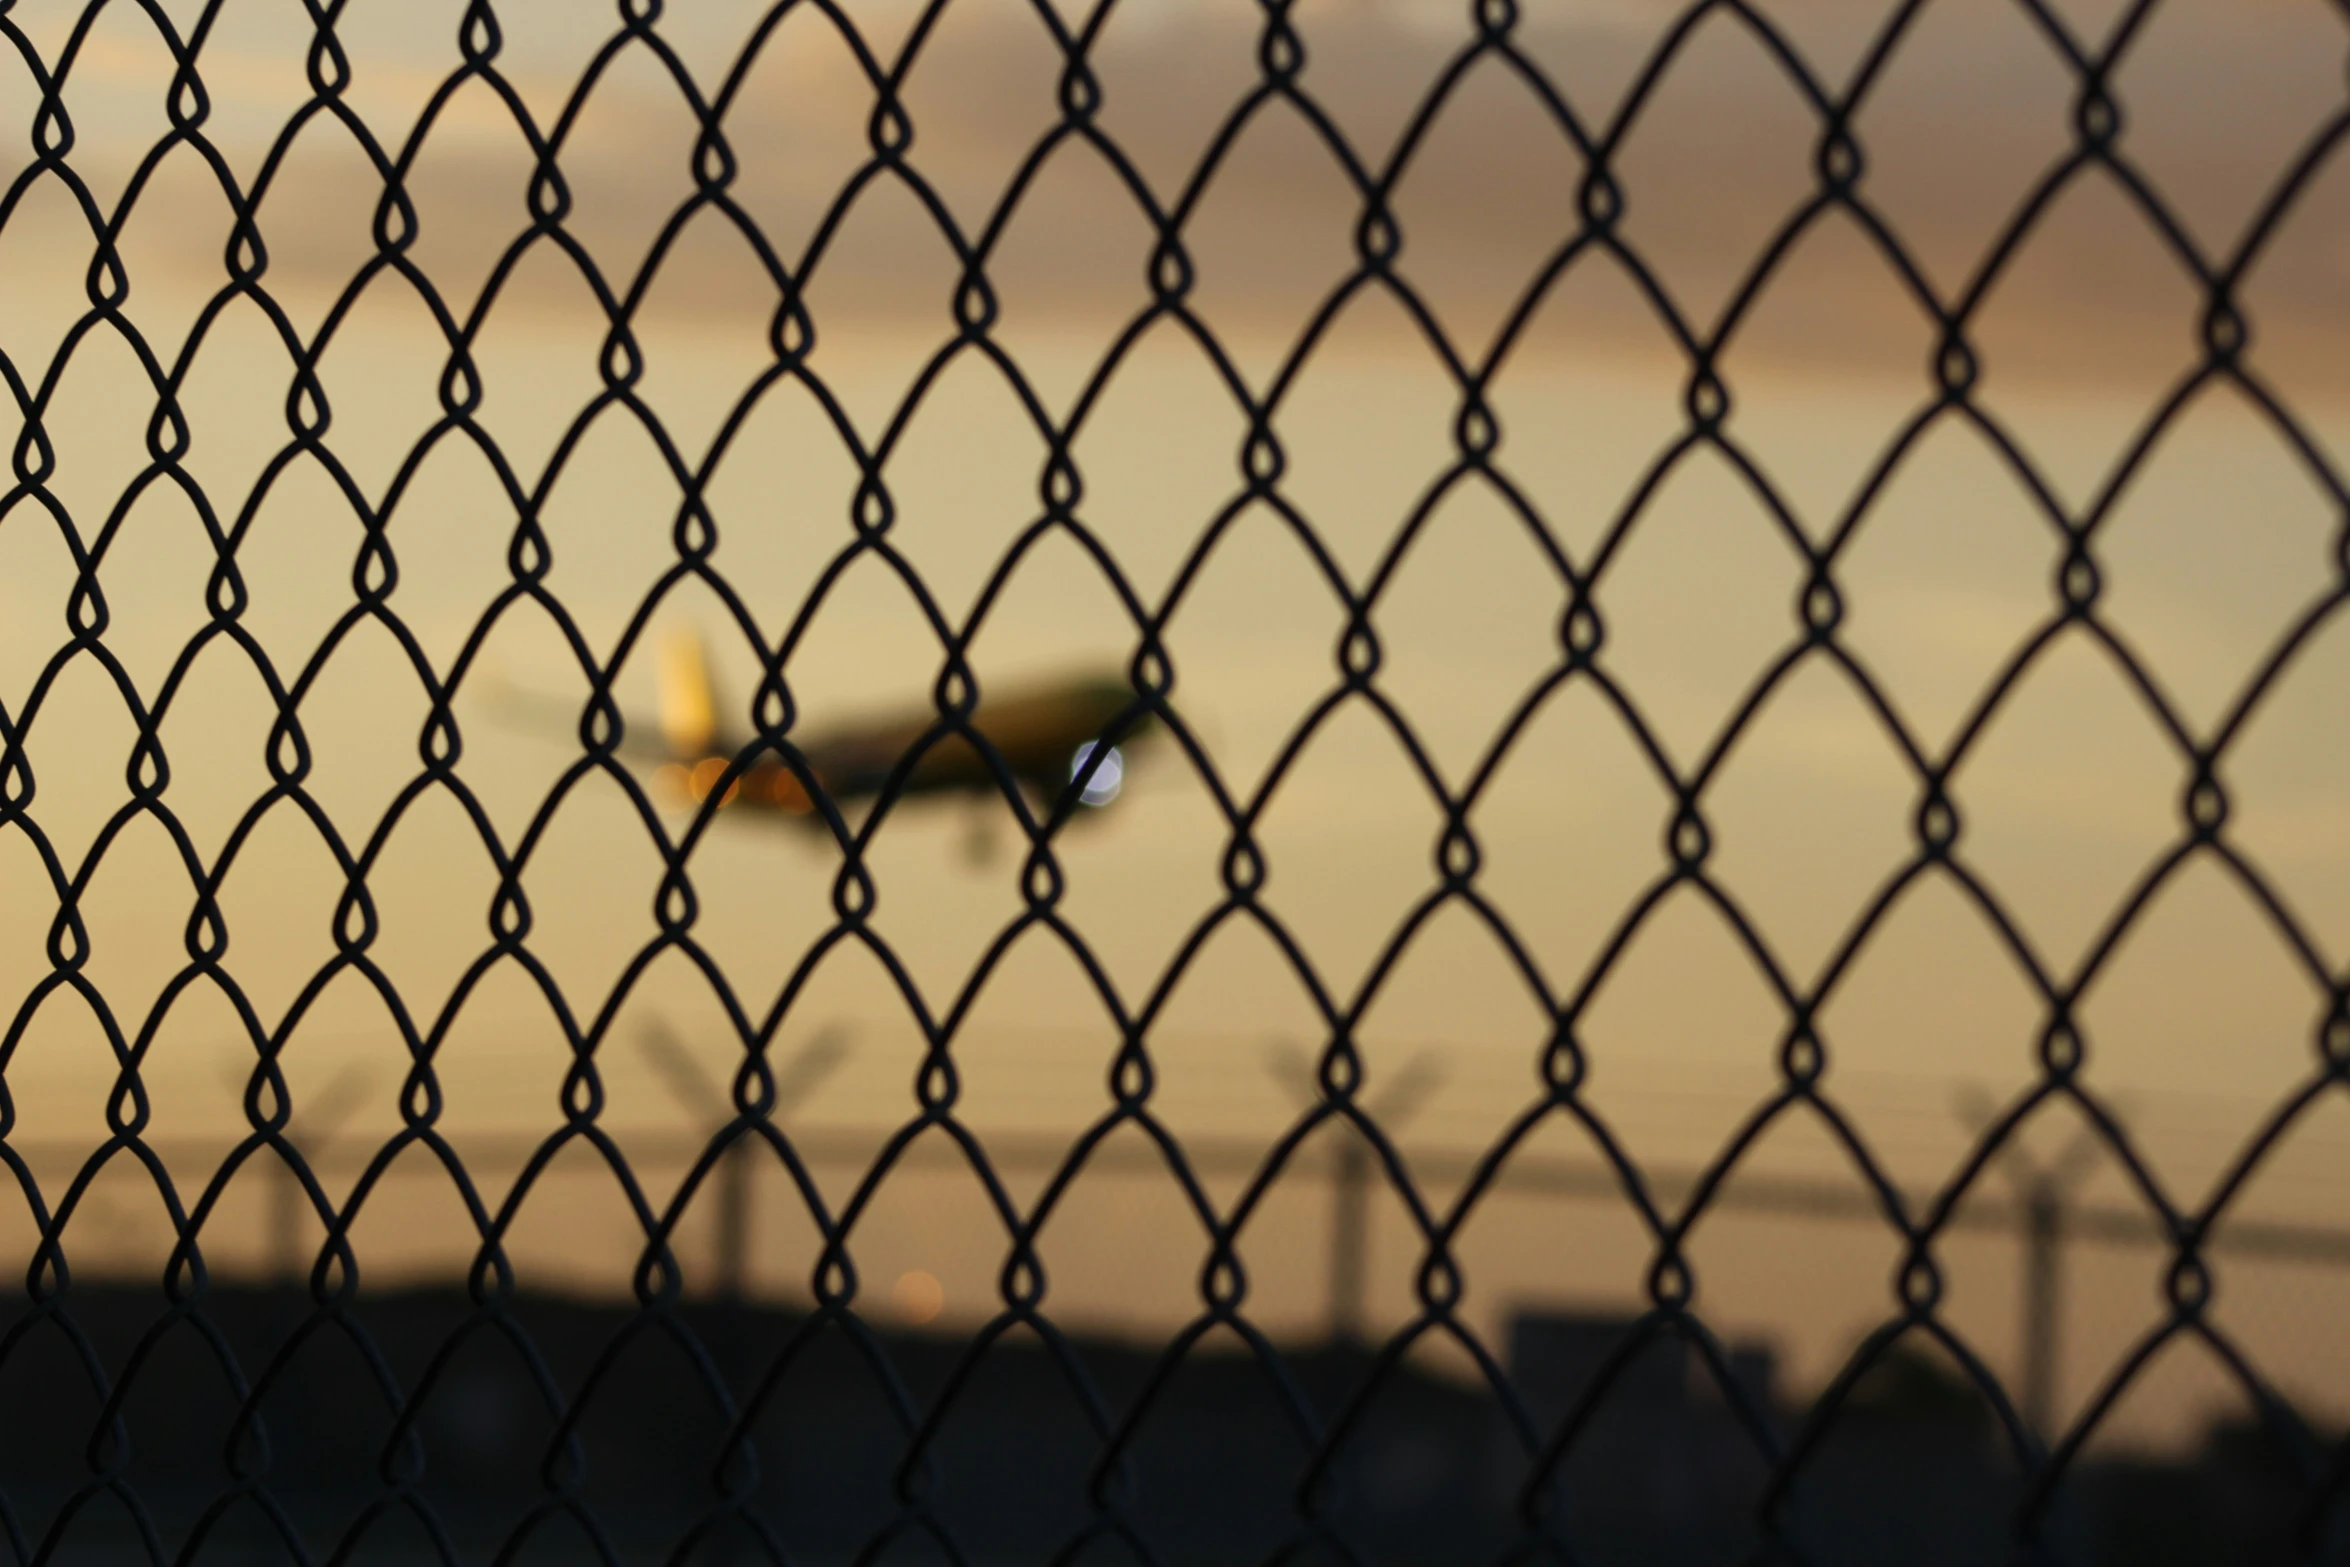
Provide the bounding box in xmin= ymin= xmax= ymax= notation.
xmin=961 ymin=810 xmax=1000 ymax=868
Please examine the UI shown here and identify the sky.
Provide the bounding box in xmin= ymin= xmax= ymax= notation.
xmin=2 ymin=0 xmax=2349 ymax=1449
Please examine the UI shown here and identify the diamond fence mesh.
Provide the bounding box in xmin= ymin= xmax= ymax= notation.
xmin=4 ymin=0 xmax=2350 ymax=1562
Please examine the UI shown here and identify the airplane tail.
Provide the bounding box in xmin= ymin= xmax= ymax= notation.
xmin=656 ymin=626 xmax=722 ymax=759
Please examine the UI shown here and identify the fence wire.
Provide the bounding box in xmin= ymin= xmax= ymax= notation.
xmin=4 ymin=0 xmax=2350 ymax=1563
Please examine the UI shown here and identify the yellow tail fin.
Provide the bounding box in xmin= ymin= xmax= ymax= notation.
xmin=656 ymin=627 xmax=720 ymax=759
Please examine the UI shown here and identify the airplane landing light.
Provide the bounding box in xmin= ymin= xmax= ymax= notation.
xmin=1070 ymin=742 xmax=1125 ymax=808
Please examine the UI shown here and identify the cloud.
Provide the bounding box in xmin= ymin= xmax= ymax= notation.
xmin=3 ymin=1 xmax=2344 ymax=400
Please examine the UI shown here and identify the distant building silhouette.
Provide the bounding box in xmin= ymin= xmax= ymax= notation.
xmin=0 ymin=1286 xmax=2336 ymax=1563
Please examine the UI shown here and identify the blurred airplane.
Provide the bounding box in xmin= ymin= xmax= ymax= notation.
xmin=487 ymin=628 xmax=1161 ymax=844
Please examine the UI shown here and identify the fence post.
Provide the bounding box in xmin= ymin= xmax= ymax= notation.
xmin=1330 ymin=1135 xmax=1368 ymax=1348
xmin=2021 ymin=1180 xmax=2063 ymax=1444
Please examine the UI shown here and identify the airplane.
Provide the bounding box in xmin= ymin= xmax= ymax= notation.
xmin=486 ymin=628 xmax=1162 ymax=849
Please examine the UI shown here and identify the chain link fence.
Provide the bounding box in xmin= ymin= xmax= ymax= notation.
xmin=4 ymin=0 xmax=2350 ymax=1562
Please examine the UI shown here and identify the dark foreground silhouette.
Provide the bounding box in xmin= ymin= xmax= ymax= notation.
xmin=0 ymin=1284 xmax=2337 ymax=1565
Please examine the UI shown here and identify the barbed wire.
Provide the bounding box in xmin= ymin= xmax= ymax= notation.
xmin=4 ymin=0 xmax=2350 ymax=1562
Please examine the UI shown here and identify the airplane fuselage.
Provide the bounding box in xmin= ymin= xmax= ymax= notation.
xmin=657 ymin=674 xmax=1154 ymax=825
